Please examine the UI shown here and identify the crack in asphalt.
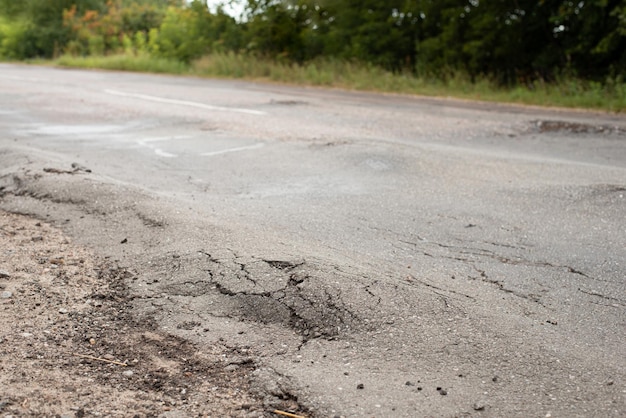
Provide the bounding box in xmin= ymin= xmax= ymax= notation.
xmin=578 ymin=288 xmax=626 ymax=306
xmin=396 ymin=236 xmax=613 ymax=307
xmin=471 ymin=266 xmax=548 ymax=307
xmin=194 ymin=251 xmax=364 ymax=340
xmin=404 ymin=274 xmax=474 ymax=302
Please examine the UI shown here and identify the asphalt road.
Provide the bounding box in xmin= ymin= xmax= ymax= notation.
xmin=1 ymin=63 xmax=625 ymax=417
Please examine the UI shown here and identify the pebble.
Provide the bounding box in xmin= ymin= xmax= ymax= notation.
xmin=356 ymin=383 xmax=364 ymax=389
xmin=122 ymin=370 xmax=134 ymax=377
xmin=59 ymin=308 xmax=69 ymax=314
xmin=473 ymin=401 xmax=486 ymax=411
xmin=0 ymin=269 xmax=9 ymax=278
xmin=1 ymin=291 xmax=12 ymax=299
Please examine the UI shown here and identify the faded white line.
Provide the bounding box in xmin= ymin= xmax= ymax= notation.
xmin=104 ymin=89 xmax=267 ymax=116
xmin=136 ymin=136 xmax=189 ymax=158
xmin=201 ymin=143 xmax=264 ymax=157
xmin=137 ymin=136 xmax=190 ymax=144
xmin=154 ymin=149 xmax=177 ymax=158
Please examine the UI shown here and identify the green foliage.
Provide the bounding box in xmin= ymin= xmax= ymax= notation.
xmin=148 ymin=1 xmax=240 ymax=63
xmin=2 ymin=0 xmax=625 ymax=110
xmin=0 ymin=18 xmax=32 ymax=59
xmin=0 ymin=0 xmax=107 ymax=58
xmin=56 ymin=52 xmax=188 ymax=73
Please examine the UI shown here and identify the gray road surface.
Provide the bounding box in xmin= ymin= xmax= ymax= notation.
xmin=1 ymin=64 xmax=625 ymax=417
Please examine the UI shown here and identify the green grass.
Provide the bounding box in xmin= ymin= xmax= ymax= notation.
xmin=52 ymin=52 xmax=626 ymax=112
xmin=56 ymin=53 xmax=188 ymax=74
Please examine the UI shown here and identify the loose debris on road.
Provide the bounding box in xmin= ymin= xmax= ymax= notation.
xmin=0 ymin=210 xmax=309 ymax=417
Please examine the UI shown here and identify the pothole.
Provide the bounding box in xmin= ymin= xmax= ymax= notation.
xmin=269 ymin=99 xmax=309 ymax=106
xmin=532 ymin=120 xmax=625 ymax=135
xmin=152 ymin=252 xmax=364 ymax=340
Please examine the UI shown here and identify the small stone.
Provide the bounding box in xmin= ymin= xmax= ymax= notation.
xmin=1 ymin=291 xmax=12 ymax=299
xmin=89 ymin=338 xmax=96 ymax=345
xmin=103 ymin=354 xmax=115 ymax=361
xmin=59 ymin=308 xmax=69 ymax=314
xmin=473 ymin=402 xmax=486 ymax=411
xmin=439 ymin=389 xmax=448 ymax=396
xmin=0 ymin=270 xmax=9 ymax=279
xmin=122 ymin=370 xmax=134 ymax=377
xmin=356 ymin=383 xmax=364 ymax=390
xmin=405 ymin=381 xmax=414 ymax=386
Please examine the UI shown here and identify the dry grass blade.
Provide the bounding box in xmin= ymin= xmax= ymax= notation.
xmin=73 ymin=353 xmax=128 ymax=367
xmin=273 ymin=410 xmax=306 ymax=418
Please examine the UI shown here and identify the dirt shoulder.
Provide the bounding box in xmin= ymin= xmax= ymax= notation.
xmin=0 ymin=210 xmax=306 ymax=418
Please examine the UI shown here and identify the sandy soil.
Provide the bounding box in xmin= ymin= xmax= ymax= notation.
xmin=0 ymin=210 xmax=305 ymax=418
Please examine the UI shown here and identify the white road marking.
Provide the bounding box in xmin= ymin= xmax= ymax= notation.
xmin=138 ymin=136 xmax=189 ymax=143
xmin=136 ymin=136 xmax=190 ymax=158
xmin=104 ymin=89 xmax=267 ymax=116
xmin=154 ymin=149 xmax=177 ymax=158
xmin=201 ymin=143 xmax=264 ymax=157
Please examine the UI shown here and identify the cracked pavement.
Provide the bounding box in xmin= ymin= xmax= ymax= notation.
xmin=1 ymin=64 xmax=625 ymax=417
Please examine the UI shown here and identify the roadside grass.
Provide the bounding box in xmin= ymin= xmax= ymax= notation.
xmin=52 ymin=52 xmax=626 ymax=112
xmin=55 ymin=53 xmax=188 ymax=74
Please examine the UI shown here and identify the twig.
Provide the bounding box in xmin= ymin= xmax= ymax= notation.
xmin=73 ymin=353 xmax=128 ymax=367
xmin=273 ymin=410 xmax=306 ymax=418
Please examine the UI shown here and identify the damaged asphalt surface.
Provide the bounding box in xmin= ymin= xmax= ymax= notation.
xmin=1 ymin=63 xmax=625 ymax=417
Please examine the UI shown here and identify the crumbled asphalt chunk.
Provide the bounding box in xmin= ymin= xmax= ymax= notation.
xmin=474 ymin=401 xmax=486 ymax=411
xmin=71 ymin=162 xmax=92 ymax=173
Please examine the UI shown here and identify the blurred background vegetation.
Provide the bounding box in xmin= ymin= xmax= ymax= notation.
xmin=1 ymin=0 xmax=625 ymax=110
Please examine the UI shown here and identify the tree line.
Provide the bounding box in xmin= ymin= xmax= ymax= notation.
xmin=1 ymin=0 xmax=624 ymax=85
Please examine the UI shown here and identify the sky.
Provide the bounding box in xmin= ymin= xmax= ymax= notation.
xmin=205 ymin=0 xmax=246 ymax=18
